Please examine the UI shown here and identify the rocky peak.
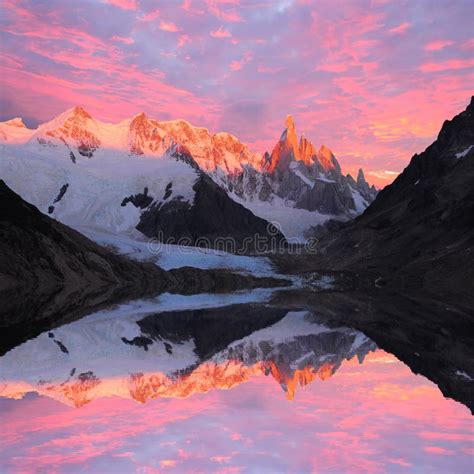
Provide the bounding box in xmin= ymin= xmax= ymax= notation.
xmin=357 ymin=168 xmax=367 ymax=185
xmin=356 ymin=168 xmax=371 ymax=196
xmin=316 ymin=145 xmax=339 ymax=172
xmin=129 ymin=113 xmax=163 ymax=155
xmin=39 ymin=106 xmax=100 ymax=157
xmin=299 ymin=134 xmax=316 ymax=166
xmin=285 ymin=114 xmax=295 ymax=131
xmin=269 ymin=115 xmax=302 ymax=173
xmin=433 ymin=95 xmax=474 ymax=160
xmin=131 ymin=112 xmax=147 ymax=124
xmin=70 ymin=106 xmax=92 ymax=121
xmin=4 ymin=118 xmax=26 ymax=128
xmin=281 ymin=114 xmax=298 ymax=146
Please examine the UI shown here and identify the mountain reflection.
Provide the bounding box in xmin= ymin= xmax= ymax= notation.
xmin=0 ymin=305 xmax=376 ymax=407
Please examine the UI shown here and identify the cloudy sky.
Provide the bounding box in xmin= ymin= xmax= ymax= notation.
xmin=1 ymin=0 xmax=473 ymax=185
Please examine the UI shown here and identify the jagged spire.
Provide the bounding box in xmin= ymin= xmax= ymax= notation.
xmin=357 ymin=168 xmax=366 ymax=183
xmin=285 ymin=114 xmax=295 ymax=131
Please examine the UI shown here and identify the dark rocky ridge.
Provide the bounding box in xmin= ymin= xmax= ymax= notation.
xmin=137 ymin=173 xmax=286 ymax=252
xmin=274 ymin=97 xmax=474 ymax=307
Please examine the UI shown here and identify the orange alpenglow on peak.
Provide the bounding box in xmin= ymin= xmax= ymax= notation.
xmin=316 ymin=144 xmax=338 ymax=172
xmin=268 ymin=114 xmax=300 ymax=173
xmin=70 ymin=106 xmax=92 ymax=120
xmin=299 ymin=134 xmax=317 ymax=166
xmin=4 ymin=117 xmax=26 ymax=128
xmin=269 ymin=114 xmax=329 ymax=172
xmin=285 ymin=114 xmax=296 ymax=130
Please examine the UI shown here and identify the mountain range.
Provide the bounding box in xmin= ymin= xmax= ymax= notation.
xmin=0 ymin=107 xmax=376 ymax=244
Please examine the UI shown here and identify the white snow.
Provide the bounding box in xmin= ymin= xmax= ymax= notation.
xmin=455 ymin=370 xmax=473 ymax=381
xmin=350 ymin=187 xmax=369 ymax=214
xmin=230 ymin=193 xmax=334 ymax=242
xmin=293 ymin=169 xmax=315 ymax=189
xmin=0 ymin=141 xmax=198 ymax=234
xmin=455 ymin=145 xmax=473 ymax=159
xmin=315 ymin=172 xmax=336 ymax=184
xmin=290 ymin=160 xmax=316 ymax=187
xmin=79 ymin=227 xmax=277 ymax=276
xmin=226 ymin=311 xmax=333 ymax=348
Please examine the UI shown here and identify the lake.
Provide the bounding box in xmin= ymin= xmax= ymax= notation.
xmin=1 ymin=293 xmax=472 ymax=473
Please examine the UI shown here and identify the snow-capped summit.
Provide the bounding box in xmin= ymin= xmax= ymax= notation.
xmin=3 ymin=117 xmax=26 ymax=128
xmin=32 ymin=106 xmax=101 ymax=160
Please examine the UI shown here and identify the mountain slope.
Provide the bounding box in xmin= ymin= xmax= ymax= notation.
xmin=0 ymin=179 xmax=171 ymax=330
xmin=312 ymin=96 xmax=474 ymax=304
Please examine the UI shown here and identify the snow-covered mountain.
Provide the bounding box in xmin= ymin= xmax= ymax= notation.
xmin=0 ymin=306 xmax=376 ymax=407
xmin=0 ymin=107 xmax=376 ymax=243
xmin=218 ymin=115 xmax=377 ymax=219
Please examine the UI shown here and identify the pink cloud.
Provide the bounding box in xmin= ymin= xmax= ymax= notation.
xmin=418 ymin=58 xmax=474 ymax=72
xmin=460 ymin=38 xmax=474 ymax=50
xmin=315 ymin=63 xmax=349 ymax=73
xmin=210 ymin=27 xmax=232 ymax=38
xmin=257 ymin=65 xmax=284 ymax=74
xmin=105 ymin=0 xmax=137 ymax=10
xmin=424 ymin=446 xmax=455 ymax=456
xmin=389 ymin=22 xmax=411 ymax=34
xmin=111 ymin=35 xmax=134 ymax=45
xmin=160 ymin=21 xmax=179 ymax=32
xmin=206 ymin=0 xmax=243 ymax=22
xmin=178 ymin=35 xmax=191 ymax=48
xmin=230 ymin=52 xmax=252 ymax=71
xmin=140 ymin=9 xmax=160 ymax=22
xmin=424 ymin=40 xmax=455 ymax=51
xmin=181 ymin=0 xmax=206 ymax=15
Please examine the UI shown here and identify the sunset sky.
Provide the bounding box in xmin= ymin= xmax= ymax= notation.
xmin=1 ymin=0 xmax=473 ymax=186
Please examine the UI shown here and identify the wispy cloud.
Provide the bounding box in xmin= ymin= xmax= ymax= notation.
xmin=210 ymin=27 xmax=232 ymax=38
xmin=389 ymin=22 xmax=411 ymax=35
xmin=111 ymin=35 xmax=134 ymax=45
xmin=424 ymin=40 xmax=455 ymax=51
xmin=105 ymin=0 xmax=137 ymax=11
xmin=230 ymin=52 xmax=252 ymax=71
xmin=160 ymin=21 xmax=179 ymax=32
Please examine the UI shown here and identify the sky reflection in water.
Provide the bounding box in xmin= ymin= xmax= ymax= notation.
xmin=1 ymin=349 xmax=472 ymax=473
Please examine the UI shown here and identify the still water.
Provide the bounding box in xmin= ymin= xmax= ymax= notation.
xmin=0 ymin=297 xmax=472 ymax=473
